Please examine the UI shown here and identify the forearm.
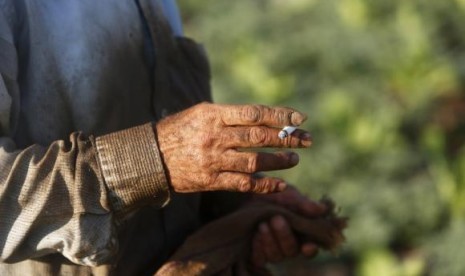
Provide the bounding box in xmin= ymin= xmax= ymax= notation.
xmin=0 ymin=132 xmax=111 ymax=265
xmin=0 ymin=124 xmax=170 ymax=266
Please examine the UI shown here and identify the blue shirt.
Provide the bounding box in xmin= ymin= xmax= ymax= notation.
xmin=161 ymin=0 xmax=184 ymax=36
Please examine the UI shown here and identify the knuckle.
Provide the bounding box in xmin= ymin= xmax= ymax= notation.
xmin=193 ymin=102 xmax=216 ymax=121
xmin=282 ymin=136 xmax=293 ymax=148
xmin=247 ymin=154 xmax=259 ymax=173
xmin=197 ymin=101 xmax=211 ymax=110
xmin=238 ymin=177 xmax=253 ymax=192
xmin=242 ymin=105 xmax=263 ymax=124
xmin=255 ymin=179 xmax=273 ymax=193
xmin=249 ymin=127 xmax=268 ymax=145
xmin=201 ymin=134 xmax=214 ymax=147
xmin=191 ymin=102 xmax=207 ymax=116
xmin=265 ymin=182 xmax=275 ymax=193
xmin=275 ymin=109 xmax=288 ymax=125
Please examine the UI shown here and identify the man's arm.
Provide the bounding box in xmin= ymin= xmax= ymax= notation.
xmin=0 ymin=10 xmax=170 ymax=265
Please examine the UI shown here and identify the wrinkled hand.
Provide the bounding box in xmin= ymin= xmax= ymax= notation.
xmin=249 ymin=186 xmax=327 ymax=267
xmin=155 ymin=103 xmax=312 ymax=193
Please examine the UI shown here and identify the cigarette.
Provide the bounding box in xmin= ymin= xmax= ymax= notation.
xmin=278 ymin=126 xmax=297 ymax=139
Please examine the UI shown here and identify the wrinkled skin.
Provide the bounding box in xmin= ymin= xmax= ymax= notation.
xmin=155 ymin=102 xmax=320 ymax=266
xmin=155 ymin=102 xmax=312 ymax=193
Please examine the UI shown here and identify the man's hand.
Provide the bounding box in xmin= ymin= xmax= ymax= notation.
xmin=155 ymin=103 xmax=312 ymax=193
xmin=248 ymin=186 xmax=327 ymax=267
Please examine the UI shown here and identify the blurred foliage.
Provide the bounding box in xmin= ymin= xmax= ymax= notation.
xmin=178 ymin=0 xmax=465 ymax=275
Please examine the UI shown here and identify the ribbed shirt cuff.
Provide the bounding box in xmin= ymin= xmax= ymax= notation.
xmin=95 ymin=123 xmax=170 ymax=216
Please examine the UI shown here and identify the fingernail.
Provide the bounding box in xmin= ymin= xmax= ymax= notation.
xmin=278 ymin=182 xmax=287 ymax=192
xmin=291 ymin=112 xmax=307 ymax=126
xmin=289 ymin=153 xmax=299 ymax=165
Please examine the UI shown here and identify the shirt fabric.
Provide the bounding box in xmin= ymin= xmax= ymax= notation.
xmin=0 ymin=0 xmax=217 ymax=275
xmin=160 ymin=0 xmax=183 ymax=37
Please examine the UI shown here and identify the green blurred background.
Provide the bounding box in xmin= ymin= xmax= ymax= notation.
xmin=178 ymin=1 xmax=465 ymax=275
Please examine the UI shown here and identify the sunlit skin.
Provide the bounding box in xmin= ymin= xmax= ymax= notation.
xmin=156 ymin=102 xmax=324 ymax=266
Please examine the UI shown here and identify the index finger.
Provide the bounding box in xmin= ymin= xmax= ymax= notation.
xmin=219 ymin=104 xmax=307 ymax=127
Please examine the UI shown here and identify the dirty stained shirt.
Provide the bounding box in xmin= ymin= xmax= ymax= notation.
xmin=0 ymin=0 xmax=215 ymax=274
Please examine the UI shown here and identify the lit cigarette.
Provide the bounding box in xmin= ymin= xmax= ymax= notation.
xmin=278 ymin=126 xmax=297 ymax=139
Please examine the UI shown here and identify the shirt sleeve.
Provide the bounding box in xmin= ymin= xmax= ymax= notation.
xmin=0 ymin=8 xmax=170 ymax=266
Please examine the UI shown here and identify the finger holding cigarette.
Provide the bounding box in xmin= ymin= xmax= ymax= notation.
xmin=221 ymin=126 xmax=312 ymax=148
xmin=278 ymin=126 xmax=298 ymax=139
